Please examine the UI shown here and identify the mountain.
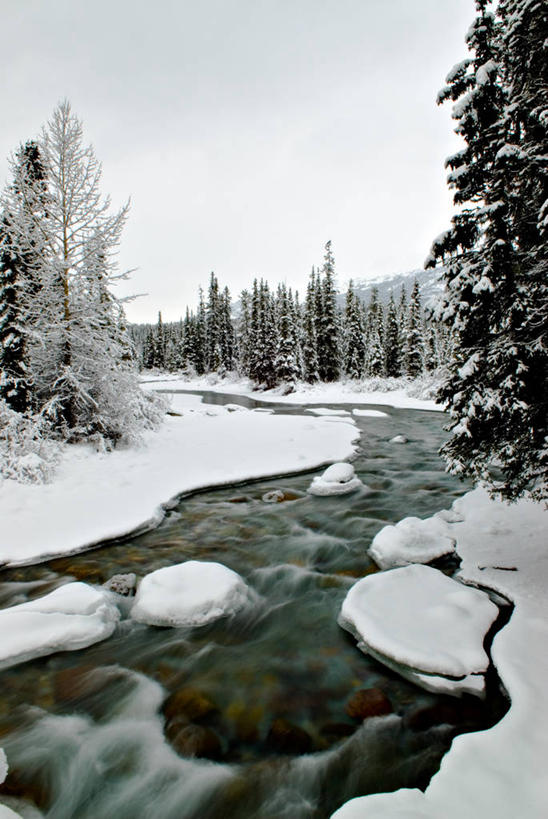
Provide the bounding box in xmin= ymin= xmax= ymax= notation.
xmin=340 ymin=268 xmax=444 ymax=309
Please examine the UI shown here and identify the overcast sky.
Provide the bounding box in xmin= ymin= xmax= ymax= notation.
xmin=1 ymin=0 xmax=474 ymax=322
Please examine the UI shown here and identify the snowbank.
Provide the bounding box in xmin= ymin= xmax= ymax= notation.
xmin=369 ymin=514 xmax=456 ymax=569
xmin=308 ymin=462 xmax=365 ymax=497
xmin=339 ymin=564 xmax=498 ymax=696
xmin=352 ymin=409 xmax=389 ymax=418
xmin=0 ymin=401 xmax=358 ymax=567
xmin=131 ymin=561 xmax=251 ymax=627
xmin=332 ymin=489 xmax=548 ymax=819
xmin=0 ymin=582 xmax=120 ymax=670
xmin=140 ymin=374 xmax=443 ymax=412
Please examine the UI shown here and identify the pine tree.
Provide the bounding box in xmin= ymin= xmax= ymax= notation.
xmin=0 ymin=141 xmax=48 ymax=412
xmin=343 ymin=280 xmax=365 ymax=379
xmin=153 ymin=311 xmax=165 ymax=369
xmin=364 ymin=287 xmax=384 ymax=377
xmin=317 ymin=241 xmax=340 ymax=381
xmin=206 ymin=272 xmax=222 ymax=372
xmin=194 ymin=288 xmax=207 ymax=375
xmin=428 ymin=0 xmax=548 ymax=500
xmin=275 ymin=283 xmax=300 ymax=385
xmin=403 ymin=280 xmax=424 ymax=377
xmin=302 ymin=270 xmax=319 ymax=382
xmin=219 ymin=286 xmax=235 ymax=372
xmin=383 ymin=293 xmax=401 ymax=377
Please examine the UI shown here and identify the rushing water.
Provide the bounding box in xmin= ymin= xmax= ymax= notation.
xmin=0 ymin=394 xmax=509 ymax=818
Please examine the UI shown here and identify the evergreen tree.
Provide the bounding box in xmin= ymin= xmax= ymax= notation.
xmin=343 ymin=280 xmax=365 ymax=379
xmin=428 ymin=0 xmax=548 ymax=500
xmin=302 ymin=271 xmax=319 ymax=382
xmin=364 ymin=287 xmax=384 ymax=376
xmin=219 ymin=286 xmax=235 ymax=372
xmin=383 ymin=293 xmax=401 ymax=377
xmin=206 ymin=272 xmax=222 ymax=372
xmin=317 ymin=241 xmax=340 ymax=381
xmin=0 ymin=141 xmax=47 ymax=412
xmin=153 ymin=311 xmax=165 ymax=369
xmin=275 ymin=283 xmax=300 ymax=385
xmin=403 ymin=280 xmax=424 ymax=377
xmin=194 ymin=288 xmax=207 ymax=375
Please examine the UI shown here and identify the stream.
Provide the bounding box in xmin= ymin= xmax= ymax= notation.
xmin=0 ymin=392 xmax=510 ymax=818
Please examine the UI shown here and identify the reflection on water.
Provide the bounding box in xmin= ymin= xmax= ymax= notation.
xmin=0 ymin=394 xmax=508 ymax=818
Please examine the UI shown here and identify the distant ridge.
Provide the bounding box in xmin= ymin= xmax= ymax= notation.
xmin=340 ymin=267 xmax=444 ymax=309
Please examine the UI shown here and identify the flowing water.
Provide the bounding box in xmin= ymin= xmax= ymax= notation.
xmin=0 ymin=393 xmax=510 ymax=818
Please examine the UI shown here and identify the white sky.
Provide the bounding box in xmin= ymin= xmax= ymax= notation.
xmin=0 ymin=0 xmax=473 ymax=322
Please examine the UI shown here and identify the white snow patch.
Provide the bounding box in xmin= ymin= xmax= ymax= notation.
xmin=339 ymin=564 xmax=498 ymax=686
xmin=370 ymin=515 xmax=456 ymax=569
xmin=0 ymin=582 xmax=120 ymax=670
xmin=131 ymin=561 xmax=251 ymax=627
xmin=308 ymin=462 xmax=365 ymax=496
xmin=305 ymin=408 xmax=352 ymax=417
xmin=0 ymin=405 xmax=358 ymax=567
xmin=352 ymin=409 xmax=389 ymax=418
xmin=390 ymin=434 xmax=408 ymax=444
xmin=332 ymin=489 xmax=548 ymax=819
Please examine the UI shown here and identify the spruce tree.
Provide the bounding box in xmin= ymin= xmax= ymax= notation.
xmin=403 ymin=280 xmax=424 ymax=377
xmin=383 ymin=293 xmax=401 ymax=377
xmin=317 ymin=241 xmax=340 ymax=382
xmin=364 ymin=287 xmax=384 ymax=377
xmin=0 ymin=142 xmax=47 ymax=413
xmin=302 ymin=271 xmax=319 ymax=382
xmin=343 ymin=280 xmax=365 ymax=379
xmin=428 ymin=0 xmax=548 ymax=500
xmin=275 ymin=283 xmax=300 ymax=385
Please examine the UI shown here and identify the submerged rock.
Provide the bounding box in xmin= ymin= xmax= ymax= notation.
xmin=170 ymin=724 xmax=223 ymax=760
xmin=345 ymin=688 xmax=393 ymax=720
xmin=163 ymin=687 xmax=219 ymax=723
xmin=265 ymin=718 xmax=312 ymax=755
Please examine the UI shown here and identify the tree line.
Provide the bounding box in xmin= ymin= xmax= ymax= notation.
xmin=131 ymin=242 xmax=452 ymax=388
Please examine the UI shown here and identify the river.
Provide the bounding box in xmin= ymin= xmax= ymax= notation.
xmin=0 ymin=392 xmax=509 ymax=818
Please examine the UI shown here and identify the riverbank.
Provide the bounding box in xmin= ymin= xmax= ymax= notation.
xmin=139 ymin=372 xmax=444 ymax=412
xmin=0 ymin=393 xmax=359 ymax=568
xmin=332 ymin=488 xmax=548 ymax=819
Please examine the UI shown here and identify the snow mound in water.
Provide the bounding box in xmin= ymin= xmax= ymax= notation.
xmin=370 ymin=515 xmax=456 ymax=569
xmin=308 ymin=462 xmax=364 ymax=496
xmin=338 ymin=564 xmax=499 ymax=696
xmin=390 ymin=434 xmax=408 ymax=443
xmin=131 ymin=560 xmax=251 ymax=627
xmin=0 ymin=582 xmax=120 ymax=670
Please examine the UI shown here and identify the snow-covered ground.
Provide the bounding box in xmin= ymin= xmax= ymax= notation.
xmin=332 ymin=488 xmax=548 ymax=819
xmin=0 ymin=393 xmax=359 ymax=568
xmin=140 ymin=372 xmax=443 ymax=412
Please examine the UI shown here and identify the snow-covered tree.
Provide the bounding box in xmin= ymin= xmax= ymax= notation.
xmin=302 ymin=270 xmax=319 ymax=383
xmin=403 ymin=280 xmax=424 ymax=377
xmin=0 ymin=141 xmax=48 ymax=412
xmin=343 ymin=280 xmax=365 ymax=379
xmin=317 ymin=242 xmax=340 ymax=382
xmin=383 ymin=293 xmax=401 ymax=377
xmin=428 ymin=0 xmax=548 ymax=500
xmin=364 ymin=287 xmax=384 ymax=376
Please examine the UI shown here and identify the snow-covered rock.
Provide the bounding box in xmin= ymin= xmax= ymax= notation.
xmin=0 ymin=582 xmax=120 ymax=670
xmin=103 ymin=573 xmax=137 ymax=596
xmin=308 ymin=462 xmax=364 ymax=496
xmin=352 ymin=409 xmax=389 ymax=418
xmin=390 ymin=434 xmax=408 ymax=443
xmin=131 ymin=561 xmax=251 ymax=627
xmin=369 ymin=515 xmax=456 ymax=569
xmin=339 ymin=564 xmax=499 ymax=696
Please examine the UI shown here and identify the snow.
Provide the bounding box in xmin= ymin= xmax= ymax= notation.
xmin=131 ymin=560 xmax=251 ymax=627
xmin=339 ymin=564 xmax=498 ymax=692
xmin=308 ymin=462 xmax=365 ymax=496
xmin=0 ymin=582 xmax=120 ymax=670
xmin=369 ymin=514 xmax=456 ymax=569
xmin=0 ymin=398 xmax=358 ymax=567
xmin=389 ymin=434 xmax=408 ymax=443
xmin=305 ymin=408 xmax=351 ymax=417
xmin=140 ymin=374 xmax=443 ymax=412
xmin=332 ymin=488 xmax=548 ymax=819
xmin=352 ymin=409 xmax=388 ymax=418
